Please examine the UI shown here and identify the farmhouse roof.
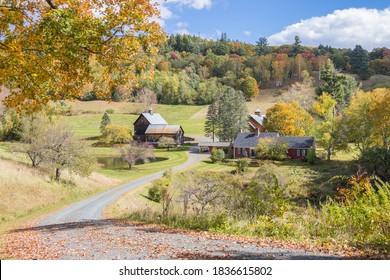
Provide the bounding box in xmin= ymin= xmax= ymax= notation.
xmin=233 ymin=132 xmax=279 ymax=147
xmin=280 ymin=136 xmax=315 ymax=149
xmin=145 ymin=124 xmax=183 ymax=134
xmin=140 ymin=112 xmax=168 ymax=125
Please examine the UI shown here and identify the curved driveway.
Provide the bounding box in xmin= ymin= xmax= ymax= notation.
xmin=39 ymin=149 xmax=206 ymax=226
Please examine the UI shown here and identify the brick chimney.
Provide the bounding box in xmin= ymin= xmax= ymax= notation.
xmin=148 ymin=108 xmax=153 ymax=115
xmin=255 ymin=107 xmax=261 ymax=116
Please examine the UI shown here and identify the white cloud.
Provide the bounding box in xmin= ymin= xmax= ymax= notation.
xmin=244 ymin=30 xmax=251 ymax=36
xmin=155 ymin=0 xmax=213 ymax=29
xmin=175 ymin=22 xmax=190 ymax=34
xmin=165 ymin=0 xmax=213 ymax=10
xmin=268 ymin=8 xmax=390 ymax=50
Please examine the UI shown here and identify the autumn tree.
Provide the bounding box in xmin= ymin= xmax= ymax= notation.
xmin=313 ymin=93 xmax=348 ymax=160
xmin=264 ymin=101 xmax=314 ymax=136
xmin=13 ymin=113 xmax=51 ymax=167
xmin=272 ymin=54 xmax=290 ymax=87
xmin=134 ymin=88 xmax=157 ymax=114
xmin=100 ymin=124 xmax=132 ymax=145
xmin=344 ymin=88 xmax=390 ymax=152
xmin=0 ymin=0 xmax=166 ymax=111
xmin=119 ymin=141 xmax=154 ymax=170
xmin=44 ymin=123 xmax=95 ymax=181
xmin=279 ymin=70 xmax=316 ymax=110
xmin=238 ymin=76 xmax=259 ymax=100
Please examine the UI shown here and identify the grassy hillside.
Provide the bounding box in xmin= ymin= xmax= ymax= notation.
xmin=0 ymin=158 xmax=119 ymax=232
xmin=64 ymin=89 xmax=279 ymax=141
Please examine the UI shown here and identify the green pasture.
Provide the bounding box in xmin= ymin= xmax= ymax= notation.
xmin=64 ymin=102 xmax=208 ymax=139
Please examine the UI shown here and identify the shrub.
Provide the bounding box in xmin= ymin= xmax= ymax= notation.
xmin=157 ymin=136 xmax=176 ymax=151
xmin=147 ymin=184 xmax=162 ymax=203
xmin=306 ymin=147 xmax=317 ymax=165
xmin=100 ymin=124 xmax=132 ymax=145
xmin=256 ymin=138 xmax=288 ymax=160
xmin=236 ymin=158 xmax=249 ymax=173
xmin=357 ymin=147 xmax=390 ymax=181
xmin=210 ymin=149 xmax=225 ymax=163
xmin=317 ymin=176 xmax=390 ymax=245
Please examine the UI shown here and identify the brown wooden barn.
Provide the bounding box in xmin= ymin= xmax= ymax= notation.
xmin=133 ymin=109 xmax=184 ymax=144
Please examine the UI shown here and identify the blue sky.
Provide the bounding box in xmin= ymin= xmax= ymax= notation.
xmin=157 ymin=0 xmax=390 ymax=50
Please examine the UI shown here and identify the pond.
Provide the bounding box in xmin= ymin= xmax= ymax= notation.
xmin=96 ymin=156 xmax=168 ymax=170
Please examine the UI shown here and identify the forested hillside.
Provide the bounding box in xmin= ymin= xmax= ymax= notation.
xmin=82 ymin=34 xmax=390 ymax=105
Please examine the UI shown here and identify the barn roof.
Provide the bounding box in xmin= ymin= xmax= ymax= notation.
xmin=145 ymin=124 xmax=183 ymax=134
xmin=140 ymin=112 xmax=168 ymax=125
xmin=233 ymin=132 xmax=279 ymax=147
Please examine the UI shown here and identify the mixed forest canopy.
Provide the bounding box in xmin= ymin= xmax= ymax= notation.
xmin=135 ymin=34 xmax=389 ymax=106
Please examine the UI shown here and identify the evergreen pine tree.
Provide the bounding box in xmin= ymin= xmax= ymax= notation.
xmin=350 ymin=45 xmax=373 ymax=80
xmin=100 ymin=111 xmax=111 ymax=133
xmin=204 ymin=97 xmax=220 ymax=142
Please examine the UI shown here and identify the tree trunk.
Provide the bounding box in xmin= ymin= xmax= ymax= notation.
xmin=327 ymin=147 xmax=331 ymax=161
xmin=128 ymin=163 xmax=132 ymax=170
xmin=55 ymin=168 xmax=61 ymax=181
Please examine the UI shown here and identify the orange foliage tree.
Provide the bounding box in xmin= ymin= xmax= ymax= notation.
xmin=0 ymin=0 xmax=166 ymax=111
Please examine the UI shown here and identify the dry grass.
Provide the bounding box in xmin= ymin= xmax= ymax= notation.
xmin=0 ymin=159 xmax=119 ymax=231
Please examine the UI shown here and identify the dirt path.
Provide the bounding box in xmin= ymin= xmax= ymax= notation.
xmin=2 ymin=149 xmax=346 ymax=260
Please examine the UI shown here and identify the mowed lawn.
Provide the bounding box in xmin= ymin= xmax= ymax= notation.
xmin=65 ymin=102 xmax=208 ymax=139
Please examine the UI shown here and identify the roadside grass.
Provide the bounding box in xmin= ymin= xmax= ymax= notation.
xmin=0 ymin=158 xmax=119 ymax=235
xmin=0 ymin=140 xmax=188 ymax=234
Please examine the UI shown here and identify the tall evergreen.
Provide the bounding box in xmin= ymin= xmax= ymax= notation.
xmin=350 ymin=45 xmax=372 ymax=80
xmin=205 ymin=87 xmax=248 ymax=142
xmin=255 ymin=37 xmax=270 ymax=55
xmin=204 ymin=97 xmax=220 ymax=142
xmin=100 ymin=111 xmax=111 ymax=133
xmin=316 ymin=59 xmax=360 ymax=109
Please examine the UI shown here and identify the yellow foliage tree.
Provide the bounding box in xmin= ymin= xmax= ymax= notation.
xmin=264 ymin=101 xmax=313 ymax=136
xmin=0 ymin=0 xmax=166 ymax=111
xmin=345 ymin=88 xmax=390 ymax=151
